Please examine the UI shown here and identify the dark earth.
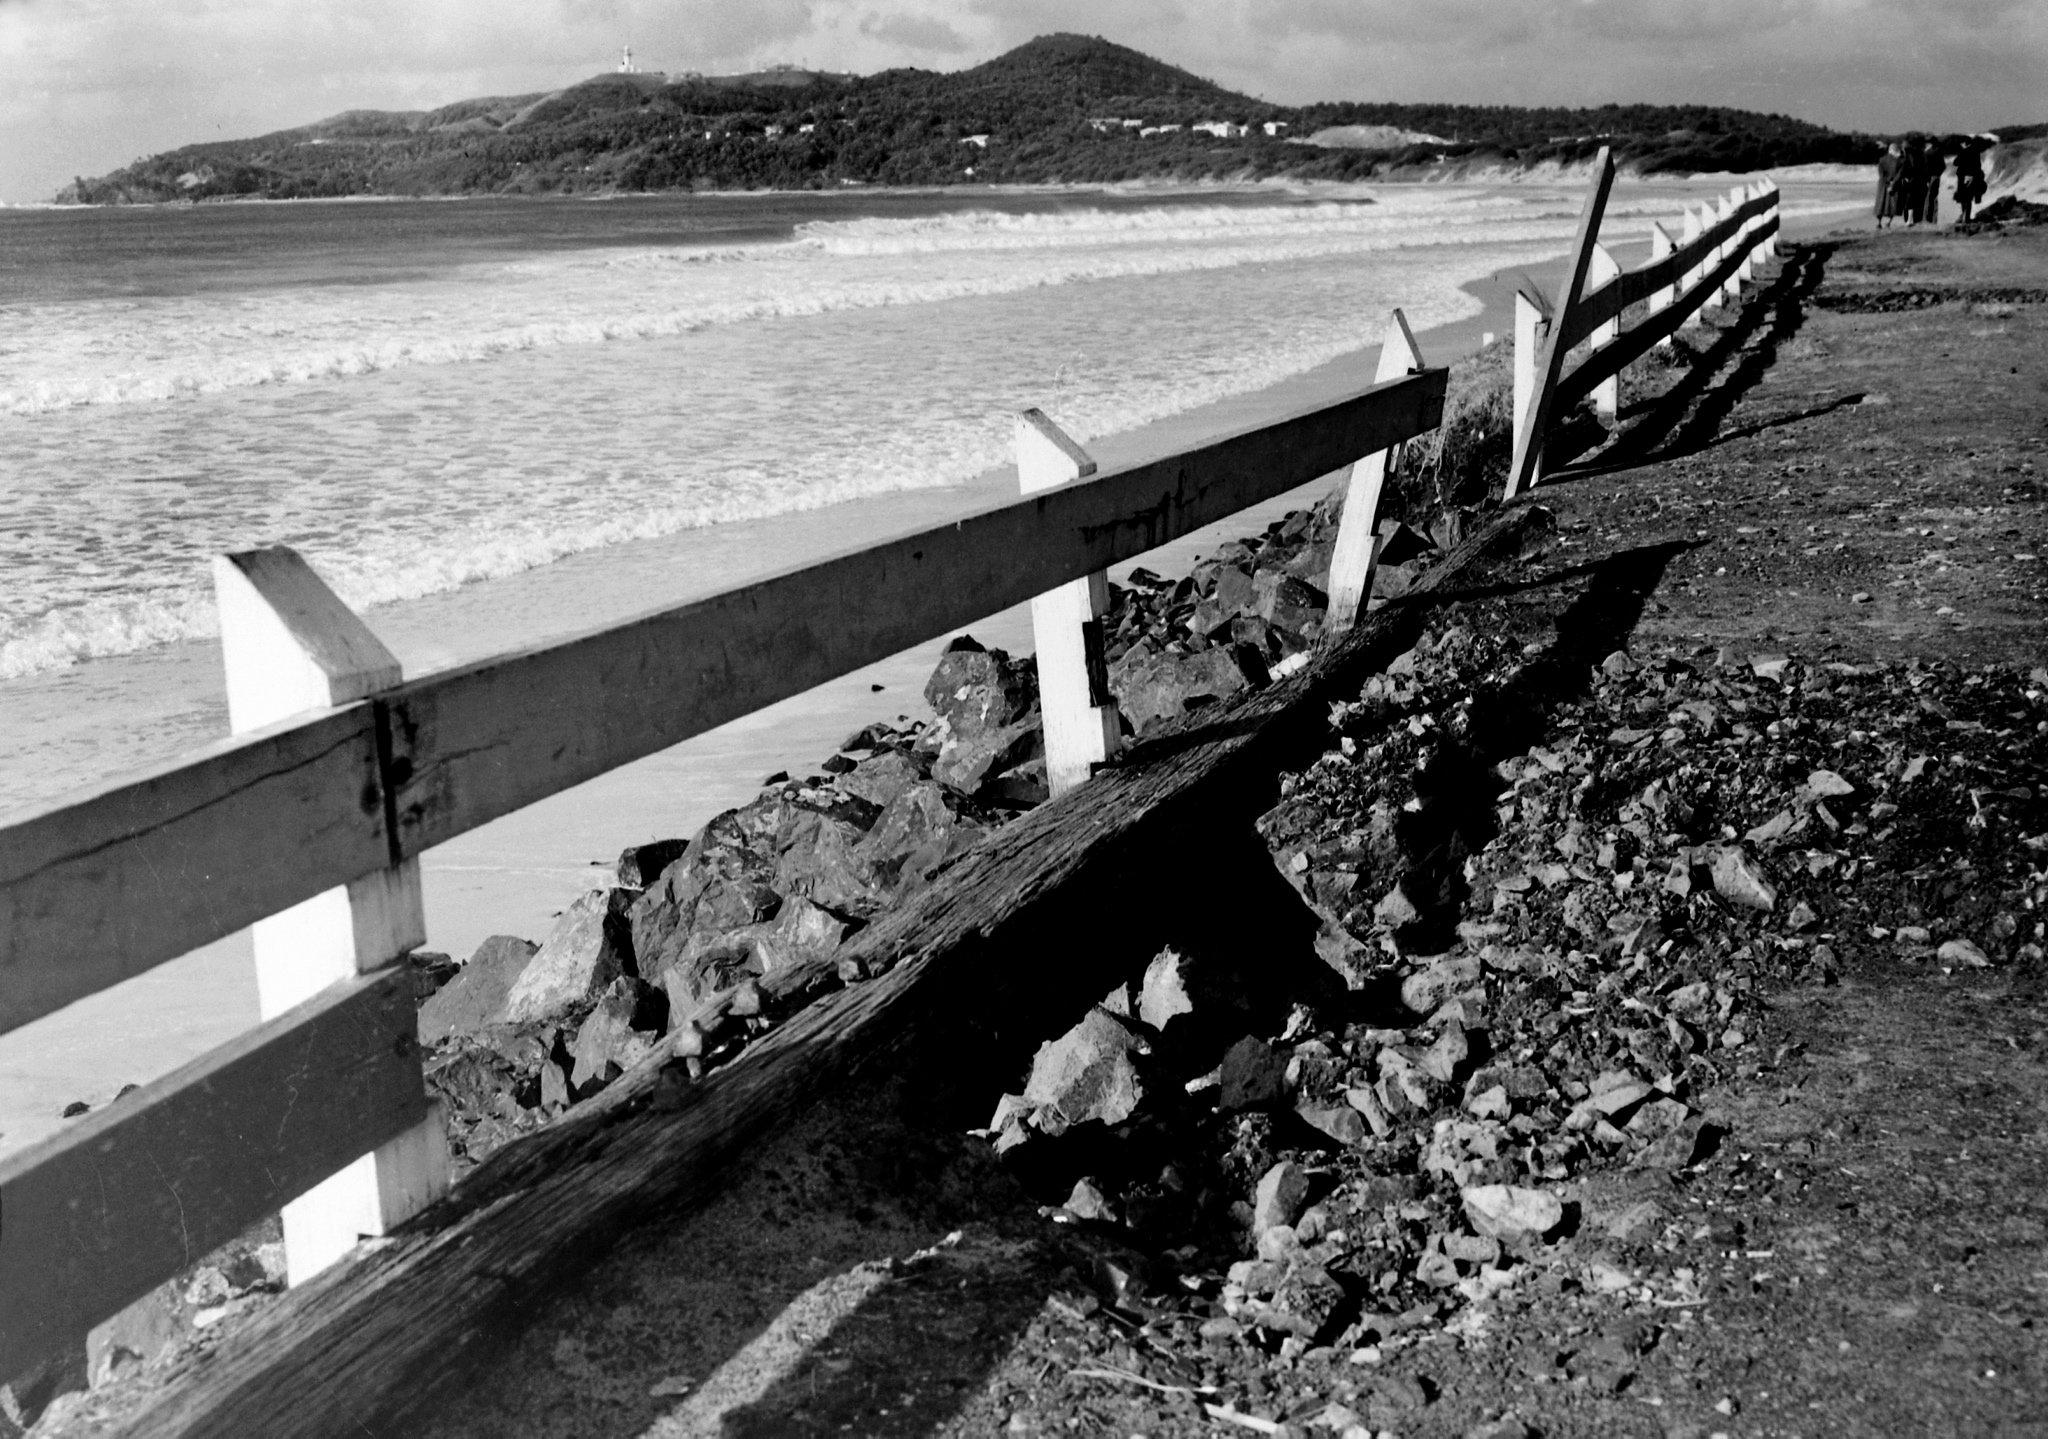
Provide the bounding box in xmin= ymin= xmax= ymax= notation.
xmin=17 ymin=213 xmax=2047 ymax=1439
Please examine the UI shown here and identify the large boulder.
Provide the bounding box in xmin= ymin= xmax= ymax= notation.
xmin=616 ymin=838 xmax=689 ymax=889
xmin=1252 ymin=571 xmax=1327 ymax=638
xmin=566 ymin=976 xmax=667 ymax=1090
xmin=856 ymin=780 xmax=988 ymax=898
xmin=417 ymin=935 xmax=538 ymax=1044
xmin=1110 ymin=641 xmax=1267 ymax=734
xmin=838 ymin=749 xmax=923 ymax=808
xmin=923 ymin=637 xmax=1036 ymax=742
xmin=931 ymin=716 xmax=1043 ymax=798
xmin=503 ymin=887 xmax=638 ymax=1024
xmin=651 ymin=894 xmax=851 ymax=1017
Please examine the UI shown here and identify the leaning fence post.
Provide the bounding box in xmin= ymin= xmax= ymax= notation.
xmin=1326 ymin=309 xmax=1426 ymax=629
xmin=1505 ymin=145 xmax=1614 ymax=500
xmin=1586 ymin=242 xmax=1622 ymax=419
xmin=1016 ymin=411 xmax=1121 ymax=797
xmin=1761 ymin=179 xmax=1779 ymax=262
xmin=213 ymin=548 xmax=449 ymax=1287
xmin=1510 ymin=288 xmax=1548 ymax=490
xmin=1648 ymin=221 xmax=1677 ymax=349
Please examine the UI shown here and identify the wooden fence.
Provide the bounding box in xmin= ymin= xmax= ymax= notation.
xmin=0 ymin=333 xmax=1449 ymax=1385
xmin=1506 ymin=148 xmax=1781 ymax=496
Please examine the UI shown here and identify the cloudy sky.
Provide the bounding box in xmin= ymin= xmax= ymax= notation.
xmin=2 ymin=0 xmax=2042 ymax=203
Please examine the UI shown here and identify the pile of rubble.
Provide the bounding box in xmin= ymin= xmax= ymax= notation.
xmin=959 ymin=611 xmax=2048 ymax=1433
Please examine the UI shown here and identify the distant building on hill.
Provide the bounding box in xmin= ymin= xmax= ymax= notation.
xmin=618 ymin=46 xmax=636 ymax=74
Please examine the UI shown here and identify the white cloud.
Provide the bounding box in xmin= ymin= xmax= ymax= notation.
xmin=1 ymin=0 xmax=2042 ymax=202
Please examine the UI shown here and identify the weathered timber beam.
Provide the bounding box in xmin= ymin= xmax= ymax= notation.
xmin=0 ymin=707 xmax=392 ymax=1037
xmin=0 ymin=967 xmax=424 ymax=1381
xmin=382 ymin=368 xmax=1444 ymax=857
xmin=103 ymin=507 xmax=1538 ymax=1439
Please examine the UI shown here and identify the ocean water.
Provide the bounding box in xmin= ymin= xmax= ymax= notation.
xmin=0 ymin=175 xmax=1871 ymax=1153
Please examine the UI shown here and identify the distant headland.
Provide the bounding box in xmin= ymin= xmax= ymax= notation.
xmin=49 ymin=32 xmax=1977 ymax=205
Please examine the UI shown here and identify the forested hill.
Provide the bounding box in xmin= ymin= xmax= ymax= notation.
xmin=59 ymin=33 xmax=1877 ymax=204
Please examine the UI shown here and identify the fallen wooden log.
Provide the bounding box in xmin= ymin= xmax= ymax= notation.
xmin=101 ymin=506 xmax=1544 ymax=1439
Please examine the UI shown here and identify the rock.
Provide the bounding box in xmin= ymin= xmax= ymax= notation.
xmin=1021 ymin=1008 xmax=1145 ymax=1128
xmin=567 ymin=976 xmax=666 ymax=1090
xmin=923 ymin=638 xmax=1036 ymax=741
xmin=1374 ymin=885 xmax=1421 ymax=928
xmin=417 ymin=935 xmax=540 ymax=1044
xmin=856 ymin=780 xmax=988 ymax=898
xmin=1710 ymin=846 xmax=1777 ymax=911
xmin=503 ymin=887 xmax=638 ymax=1024
xmin=1254 ymin=1160 xmax=1311 ymax=1235
xmin=1417 ymin=1025 xmax=1470 ymax=1084
xmin=1749 ymin=653 xmax=1791 ymax=681
xmin=1219 ymin=1035 xmax=1288 ymax=1111
xmin=1109 ymin=643 xmax=1265 ymax=734
xmin=931 ymin=717 xmax=1041 ymax=797
xmin=1600 ymin=650 xmax=1636 ymax=676
xmin=1461 ymin=1184 xmax=1564 ymax=1241
xmin=1297 ymin=1104 xmax=1368 ymax=1147
xmin=628 ymin=809 xmax=785 ymax=966
xmin=616 ymin=839 xmax=689 ymax=889
xmin=1806 ymin=769 xmax=1855 ymax=798
xmin=1063 ymin=1177 xmax=1119 ymax=1223
xmin=405 ymin=950 xmax=459 ymax=1003
xmin=982 ymin=758 xmax=1049 ymax=808
xmin=1345 ymin=1084 xmax=1393 ymax=1137
xmin=1137 ymin=948 xmax=1195 ymax=1031
xmin=1939 ymin=937 xmax=1992 ymax=968
xmin=1252 ymin=570 xmax=1327 ymax=636
xmin=838 ymin=749 xmax=922 ymax=809
xmin=1401 ymin=954 xmax=1481 ymax=1015
xmin=1254 ymin=1260 xmax=1346 ymax=1338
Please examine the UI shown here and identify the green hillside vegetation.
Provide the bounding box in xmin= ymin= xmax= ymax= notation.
xmin=60 ymin=33 xmax=1883 ymax=204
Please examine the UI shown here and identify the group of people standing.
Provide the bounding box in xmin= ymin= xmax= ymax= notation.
xmin=1876 ymin=136 xmax=1988 ymax=227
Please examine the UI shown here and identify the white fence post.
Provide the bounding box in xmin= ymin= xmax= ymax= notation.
xmin=1511 ymin=289 xmax=1547 ymax=487
xmin=1648 ymin=221 xmax=1676 ymax=349
xmin=1016 ymin=411 xmax=1121 ymax=797
xmin=1680 ymin=208 xmax=1706 ymax=326
xmin=213 ymin=548 xmax=449 ymax=1288
xmin=1586 ymin=242 xmax=1622 ymax=419
xmin=1718 ymin=193 xmax=1740 ymax=304
xmin=1734 ymin=184 xmax=1756 ymax=286
xmin=1761 ymin=179 xmax=1779 ymax=261
xmin=1326 ymin=309 xmax=1426 ymax=629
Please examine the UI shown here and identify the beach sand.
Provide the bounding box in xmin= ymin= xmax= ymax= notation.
xmin=0 ymin=181 xmax=1869 ymax=1159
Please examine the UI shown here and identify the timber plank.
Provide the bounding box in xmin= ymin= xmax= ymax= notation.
xmin=1553 ymin=212 xmax=1779 ymax=412
xmin=1557 ymin=190 xmax=1775 ymax=352
xmin=384 ymin=368 xmax=1444 ymax=857
xmin=0 ymin=707 xmax=390 ymax=1037
xmin=105 ymin=509 xmax=1535 ymax=1439
xmin=0 ymin=966 xmax=424 ymax=1380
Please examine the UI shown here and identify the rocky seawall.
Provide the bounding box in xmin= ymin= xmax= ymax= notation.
xmin=414 ymin=487 xmax=1484 ymax=1178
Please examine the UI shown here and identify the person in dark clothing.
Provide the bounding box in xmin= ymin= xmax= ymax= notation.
xmin=1876 ymin=141 xmax=1903 ymax=227
xmin=1918 ymin=139 xmax=1946 ymax=224
xmin=1954 ymin=143 xmax=1987 ymax=224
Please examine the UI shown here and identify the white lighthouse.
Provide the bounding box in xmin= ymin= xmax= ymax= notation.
xmin=618 ymin=45 xmax=637 ymax=74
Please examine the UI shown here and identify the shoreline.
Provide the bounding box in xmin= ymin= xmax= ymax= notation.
xmin=0 ymin=182 xmax=1871 ymax=1160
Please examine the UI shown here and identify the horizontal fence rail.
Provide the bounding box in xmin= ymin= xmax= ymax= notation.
xmin=0 ymin=351 xmax=1448 ymax=1385
xmin=1507 ymin=163 xmax=1780 ymax=496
